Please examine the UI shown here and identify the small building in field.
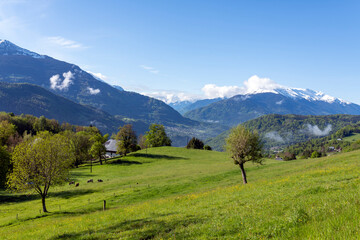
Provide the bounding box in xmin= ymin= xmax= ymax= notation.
xmin=104 ymin=139 xmax=120 ymax=158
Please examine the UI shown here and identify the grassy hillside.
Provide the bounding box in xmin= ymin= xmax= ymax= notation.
xmin=1 ymin=147 xmax=360 ymax=239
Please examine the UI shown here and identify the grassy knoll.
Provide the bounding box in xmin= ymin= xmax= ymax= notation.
xmin=1 ymin=147 xmax=360 ymax=239
xmin=343 ymin=133 xmax=360 ymax=142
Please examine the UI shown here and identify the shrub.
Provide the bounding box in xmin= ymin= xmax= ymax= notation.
xmin=204 ymin=145 xmax=212 ymax=151
xmin=187 ymin=137 xmax=204 ymax=149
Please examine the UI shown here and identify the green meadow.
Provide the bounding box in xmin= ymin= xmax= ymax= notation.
xmin=343 ymin=133 xmax=360 ymax=142
xmin=1 ymin=147 xmax=360 ymax=239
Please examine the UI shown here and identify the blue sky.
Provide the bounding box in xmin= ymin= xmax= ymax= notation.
xmin=1 ymin=0 xmax=360 ymax=103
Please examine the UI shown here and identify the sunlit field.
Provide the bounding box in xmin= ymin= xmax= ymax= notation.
xmin=1 ymin=147 xmax=360 ymax=239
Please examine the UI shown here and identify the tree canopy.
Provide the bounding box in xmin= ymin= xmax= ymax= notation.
xmin=145 ymin=124 xmax=171 ymax=147
xmin=89 ymin=133 xmax=108 ymax=165
xmin=7 ymin=132 xmax=75 ymax=212
xmin=226 ymin=125 xmax=263 ymax=184
xmin=187 ymin=137 xmax=204 ymax=149
xmin=116 ymin=124 xmax=138 ymax=156
xmin=0 ymin=145 xmax=10 ymax=188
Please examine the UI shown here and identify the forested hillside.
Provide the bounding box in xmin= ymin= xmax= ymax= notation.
xmin=206 ymin=114 xmax=360 ymax=151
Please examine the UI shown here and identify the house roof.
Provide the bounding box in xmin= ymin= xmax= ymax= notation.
xmin=105 ymin=139 xmax=118 ymax=152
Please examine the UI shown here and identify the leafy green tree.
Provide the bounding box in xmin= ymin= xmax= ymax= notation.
xmin=311 ymin=151 xmax=321 ymax=158
xmin=116 ymin=124 xmax=137 ymax=156
xmin=32 ymin=116 xmax=47 ymax=133
xmin=0 ymin=145 xmax=10 ymax=188
xmin=89 ymin=133 xmax=108 ymax=165
xmin=187 ymin=137 xmax=204 ymax=149
xmin=226 ymin=125 xmax=263 ymax=184
xmin=204 ymin=145 xmax=212 ymax=151
xmin=138 ymin=134 xmax=148 ymax=149
xmin=145 ymin=124 xmax=171 ymax=147
xmin=61 ymin=130 xmax=92 ymax=167
xmin=283 ymin=152 xmax=296 ymax=161
xmin=0 ymin=120 xmax=16 ymax=146
xmin=7 ymin=133 xmax=75 ymax=212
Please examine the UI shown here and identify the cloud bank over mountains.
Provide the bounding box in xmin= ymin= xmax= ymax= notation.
xmin=141 ymin=75 xmax=285 ymax=104
xmin=140 ymin=75 xmax=348 ymax=105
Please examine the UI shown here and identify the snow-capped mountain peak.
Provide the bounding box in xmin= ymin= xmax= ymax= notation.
xmin=0 ymin=40 xmax=45 ymax=59
xmin=268 ymin=87 xmax=350 ymax=105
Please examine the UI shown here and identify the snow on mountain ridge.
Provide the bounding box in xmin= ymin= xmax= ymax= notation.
xmin=0 ymin=40 xmax=45 ymax=59
xmin=244 ymin=85 xmax=350 ymax=105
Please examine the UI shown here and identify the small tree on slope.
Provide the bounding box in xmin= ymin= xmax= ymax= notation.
xmin=226 ymin=125 xmax=263 ymax=184
xmin=7 ymin=132 xmax=75 ymax=212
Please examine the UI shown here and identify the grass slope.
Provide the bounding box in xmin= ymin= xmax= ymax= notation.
xmin=1 ymin=147 xmax=360 ymax=239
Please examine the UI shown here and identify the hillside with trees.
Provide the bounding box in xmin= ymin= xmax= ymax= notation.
xmin=206 ymin=114 xmax=360 ymax=151
xmin=0 ymin=82 xmax=149 ymax=135
xmin=283 ymin=123 xmax=360 ymax=158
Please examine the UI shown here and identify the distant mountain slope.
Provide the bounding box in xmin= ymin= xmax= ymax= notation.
xmin=170 ymin=98 xmax=223 ymax=114
xmin=185 ymin=92 xmax=360 ymax=127
xmin=0 ymin=82 xmax=148 ymax=134
xmin=206 ymin=114 xmax=360 ymax=151
xmin=0 ymin=40 xmax=189 ymax=125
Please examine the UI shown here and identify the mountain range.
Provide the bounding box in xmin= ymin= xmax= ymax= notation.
xmin=183 ymin=88 xmax=360 ymax=127
xmin=0 ymin=40 xmax=226 ymax=146
xmin=0 ymin=40 xmax=188 ymax=125
xmin=1 ymin=39 xmax=360 ymax=148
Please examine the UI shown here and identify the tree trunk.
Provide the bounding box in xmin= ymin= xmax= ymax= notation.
xmin=42 ymin=195 xmax=48 ymax=213
xmin=239 ymin=163 xmax=247 ymax=184
xmin=99 ymin=153 xmax=103 ymax=165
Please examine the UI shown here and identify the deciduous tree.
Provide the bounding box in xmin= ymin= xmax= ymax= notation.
xmin=186 ymin=137 xmax=204 ymax=149
xmin=116 ymin=124 xmax=137 ymax=156
xmin=89 ymin=133 xmax=108 ymax=165
xmin=226 ymin=125 xmax=263 ymax=184
xmin=7 ymin=133 xmax=75 ymax=212
xmin=0 ymin=145 xmax=10 ymax=188
xmin=145 ymin=124 xmax=171 ymax=147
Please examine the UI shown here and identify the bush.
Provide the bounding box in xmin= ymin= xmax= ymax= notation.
xmin=187 ymin=137 xmax=204 ymax=149
xmin=283 ymin=152 xmax=296 ymax=161
xmin=311 ymin=151 xmax=321 ymax=158
xmin=204 ymin=145 xmax=212 ymax=151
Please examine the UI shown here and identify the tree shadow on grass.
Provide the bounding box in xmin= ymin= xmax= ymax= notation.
xmin=1 ymin=209 xmax=92 ymax=228
xmin=110 ymin=159 xmax=143 ymax=165
xmin=0 ymin=192 xmax=40 ymax=204
xmin=51 ymin=214 xmax=204 ymax=240
xmin=49 ymin=189 xmax=99 ymax=199
xmin=130 ymin=153 xmax=189 ymax=161
xmin=0 ymin=189 xmax=98 ymax=204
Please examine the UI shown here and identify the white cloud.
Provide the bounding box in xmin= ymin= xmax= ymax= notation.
xmin=265 ymin=131 xmax=284 ymax=143
xmin=137 ymin=75 xmax=284 ymax=104
xmin=47 ymin=36 xmax=84 ymax=49
xmin=87 ymin=87 xmax=100 ymax=95
xmin=86 ymin=71 xmax=107 ymax=81
xmin=141 ymin=90 xmax=202 ymax=104
xmin=243 ymin=75 xmax=281 ymax=93
xmin=305 ymin=124 xmax=332 ymax=136
xmin=201 ymin=84 xmax=243 ymax=99
xmin=140 ymin=65 xmax=159 ymax=74
xmin=201 ymin=75 xmax=282 ymax=99
xmin=50 ymin=71 xmax=74 ymax=91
